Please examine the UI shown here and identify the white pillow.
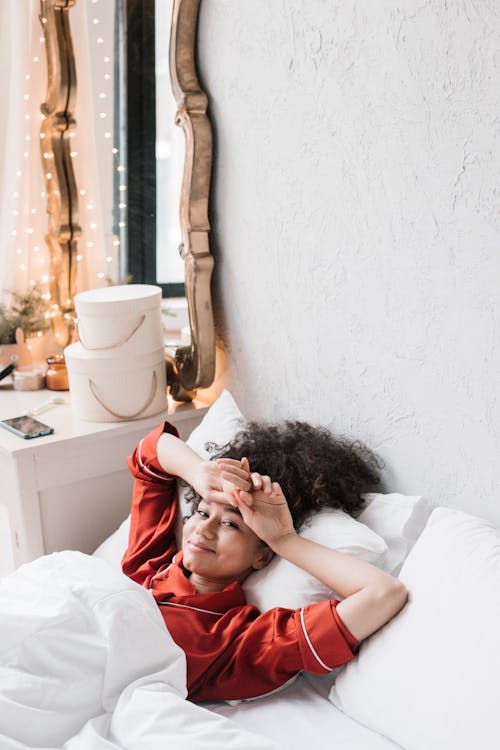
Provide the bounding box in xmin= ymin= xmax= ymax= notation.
xmin=93 ymin=515 xmax=131 ymax=564
xmin=242 ymin=509 xmax=387 ymax=610
xmin=358 ymin=493 xmax=432 ymax=574
xmin=329 ymin=507 xmax=500 ymax=750
xmin=180 ymin=389 xmax=245 ymax=462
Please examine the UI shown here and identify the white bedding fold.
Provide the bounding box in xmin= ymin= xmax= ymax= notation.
xmin=0 ymin=552 xmax=277 ymax=750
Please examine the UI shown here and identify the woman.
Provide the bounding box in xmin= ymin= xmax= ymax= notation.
xmin=122 ymin=420 xmax=408 ymax=702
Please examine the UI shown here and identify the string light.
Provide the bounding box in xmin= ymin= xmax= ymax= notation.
xmin=8 ymin=13 xmax=50 ymax=297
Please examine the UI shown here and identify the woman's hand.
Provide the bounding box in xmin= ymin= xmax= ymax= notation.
xmin=157 ymin=434 xmax=251 ymax=503
xmin=233 ymin=473 xmax=296 ymax=550
xmin=192 ymin=457 xmax=252 ymax=504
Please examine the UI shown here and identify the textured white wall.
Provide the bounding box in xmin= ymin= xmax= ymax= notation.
xmin=199 ymin=1 xmax=500 ymax=525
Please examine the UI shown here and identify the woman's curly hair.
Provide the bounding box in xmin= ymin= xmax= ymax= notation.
xmin=187 ymin=420 xmax=382 ymax=531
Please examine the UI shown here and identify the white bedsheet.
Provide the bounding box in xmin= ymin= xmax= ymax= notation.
xmin=205 ymin=673 xmax=404 ymax=750
xmin=0 ymin=552 xmax=277 ymax=750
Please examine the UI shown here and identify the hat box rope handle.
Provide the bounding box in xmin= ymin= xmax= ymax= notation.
xmin=76 ymin=314 xmax=146 ymax=351
xmin=88 ymin=371 xmax=158 ymax=420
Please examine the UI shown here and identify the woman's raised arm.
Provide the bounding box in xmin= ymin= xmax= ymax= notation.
xmin=232 ymin=474 xmax=408 ymax=642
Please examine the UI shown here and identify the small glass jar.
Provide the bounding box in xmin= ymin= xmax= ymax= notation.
xmin=12 ymin=366 xmax=46 ymax=391
xmin=45 ymin=354 xmax=69 ymax=391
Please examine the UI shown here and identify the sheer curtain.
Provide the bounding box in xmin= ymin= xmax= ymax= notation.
xmin=0 ymin=0 xmax=121 ymax=306
xmin=71 ymin=0 xmax=122 ymax=292
xmin=0 ymin=0 xmax=48 ymax=299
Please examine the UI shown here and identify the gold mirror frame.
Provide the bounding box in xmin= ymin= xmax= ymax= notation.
xmin=41 ymin=0 xmax=216 ymax=397
xmin=168 ymin=0 xmax=216 ymax=399
xmin=40 ymin=0 xmax=80 ymax=348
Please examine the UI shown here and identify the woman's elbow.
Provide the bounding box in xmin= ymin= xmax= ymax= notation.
xmin=384 ymin=578 xmax=408 ymax=617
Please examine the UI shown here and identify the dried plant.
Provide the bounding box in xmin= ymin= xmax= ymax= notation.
xmin=0 ymin=284 xmax=51 ymax=344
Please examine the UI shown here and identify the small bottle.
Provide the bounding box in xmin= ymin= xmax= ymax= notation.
xmin=45 ymin=354 xmax=69 ymax=391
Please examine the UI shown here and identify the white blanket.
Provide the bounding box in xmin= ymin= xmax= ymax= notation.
xmin=0 ymin=552 xmax=277 ymax=750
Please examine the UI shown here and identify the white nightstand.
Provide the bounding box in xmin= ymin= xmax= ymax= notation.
xmin=0 ymin=382 xmax=208 ymax=576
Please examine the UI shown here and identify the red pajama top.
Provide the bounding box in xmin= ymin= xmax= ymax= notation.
xmin=121 ymin=421 xmax=359 ymax=702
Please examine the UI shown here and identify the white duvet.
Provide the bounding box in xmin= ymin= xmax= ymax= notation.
xmin=0 ymin=552 xmax=277 ymax=750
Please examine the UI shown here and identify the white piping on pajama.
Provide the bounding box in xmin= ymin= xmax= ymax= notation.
xmin=138 ymin=439 xmax=175 ymax=482
xmin=299 ymin=607 xmax=333 ymax=671
xmin=158 ymin=600 xmax=225 ymax=617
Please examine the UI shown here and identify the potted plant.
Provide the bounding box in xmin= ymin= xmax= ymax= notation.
xmin=0 ymin=285 xmax=51 ymax=367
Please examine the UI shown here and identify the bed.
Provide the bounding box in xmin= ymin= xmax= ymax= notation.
xmin=1 ymin=390 xmax=499 ymax=750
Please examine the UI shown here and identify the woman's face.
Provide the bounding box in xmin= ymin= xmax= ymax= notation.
xmin=182 ymin=498 xmax=271 ymax=590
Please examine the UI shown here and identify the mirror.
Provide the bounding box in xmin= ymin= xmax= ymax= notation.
xmin=41 ymin=0 xmax=215 ymax=396
xmin=155 ymin=1 xmax=184 ymax=288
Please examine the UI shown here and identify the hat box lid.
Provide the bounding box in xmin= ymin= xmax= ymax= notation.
xmin=65 ymin=342 xmax=165 ymax=373
xmin=74 ymin=284 xmax=162 ymax=317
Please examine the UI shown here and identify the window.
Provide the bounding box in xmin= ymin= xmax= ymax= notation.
xmin=125 ymin=0 xmax=184 ymax=297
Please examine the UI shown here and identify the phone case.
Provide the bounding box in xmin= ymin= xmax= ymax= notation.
xmin=0 ymin=417 xmax=54 ymax=440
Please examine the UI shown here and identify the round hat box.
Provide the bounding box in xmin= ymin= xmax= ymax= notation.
xmin=65 ymin=342 xmax=167 ymax=422
xmin=74 ymin=285 xmax=163 ymax=357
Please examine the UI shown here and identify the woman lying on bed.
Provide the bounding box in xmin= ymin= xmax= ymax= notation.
xmin=122 ymin=420 xmax=408 ymax=703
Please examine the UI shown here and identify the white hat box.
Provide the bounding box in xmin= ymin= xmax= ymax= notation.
xmin=65 ymin=342 xmax=167 ymax=422
xmin=74 ymin=284 xmax=163 ymax=357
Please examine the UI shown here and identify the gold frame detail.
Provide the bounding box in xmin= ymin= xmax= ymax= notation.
xmin=168 ymin=0 xmax=216 ymax=398
xmin=40 ymin=0 xmax=79 ymax=348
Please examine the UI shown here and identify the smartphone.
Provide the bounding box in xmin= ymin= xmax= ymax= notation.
xmin=0 ymin=415 xmax=54 ymax=439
